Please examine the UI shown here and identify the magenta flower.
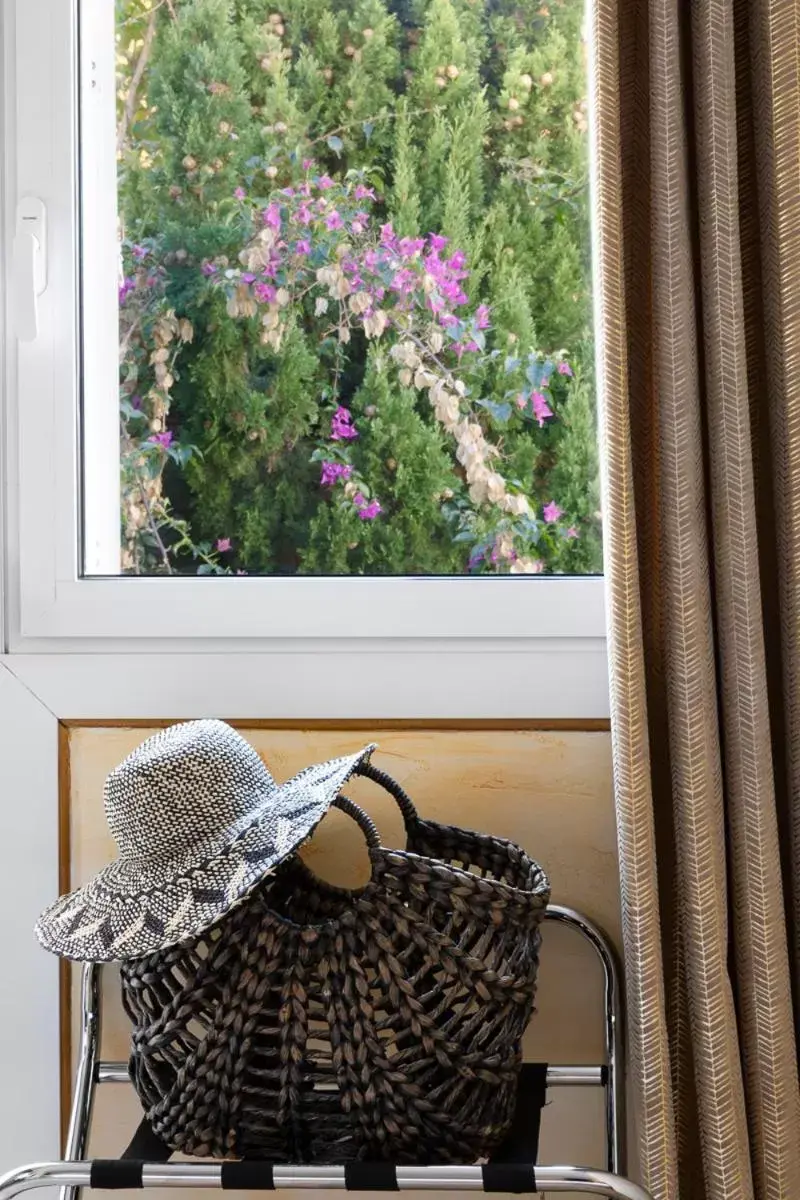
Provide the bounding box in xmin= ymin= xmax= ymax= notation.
xmin=130 ymin=394 xmax=142 ymax=410
xmin=531 ymin=391 xmax=554 ymax=427
xmin=543 ymin=501 xmax=563 ymax=524
xmin=557 ymin=360 xmax=573 ymax=376
xmin=254 ymin=281 xmax=277 ymax=303
xmin=302 ymin=158 xmax=315 ymax=171
xmin=358 ymin=499 xmax=382 ymax=520
xmin=399 ymin=236 xmax=426 ymax=257
xmin=429 ymin=233 xmax=449 ymax=253
xmin=201 ymin=262 xmax=218 ymax=276
xmin=132 ymin=244 xmax=149 ymax=261
xmin=148 ymin=431 xmax=173 ymax=449
xmin=352 ymin=492 xmax=366 ymax=507
xmin=295 ymin=204 xmax=312 ymax=225
xmin=295 ymin=239 xmax=311 ymax=256
xmin=566 ymin=526 xmax=580 ymax=539
xmin=263 ymin=202 xmax=282 ymax=230
xmin=118 ymin=277 xmax=136 ymax=305
xmin=380 ymin=222 xmax=398 ymax=248
xmin=331 ymin=406 xmax=358 ymax=441
xmin=447 ymin=249 xmax=467 ymax=271
xmin=233 ymin=187 xmax=246 ymax=201
xmin=216 ymin=537 xmax=232 ymax=552
xmin=241 ymin=272 xmax=256 ymax=284
xmin=320 ymin=461 xmax=353 ymax=486
xmin=317 ymin=175 xmax=335 ymax=189
xmin=325 ymin=211 xmax=344 ymax=231
xmin=281 ymin=187 xmax=295 ymax=197
xmin=354 ymin=184 xmax=376 ymax=201
xmin=475 ymin=304 xmax=491 ymax=330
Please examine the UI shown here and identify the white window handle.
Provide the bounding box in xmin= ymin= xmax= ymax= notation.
xmin=12 ymin=197 xmax=47 ymax=343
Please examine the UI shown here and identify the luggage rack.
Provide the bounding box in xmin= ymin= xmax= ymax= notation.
xmin=0 ymin=906 xmax=651 ymax=1200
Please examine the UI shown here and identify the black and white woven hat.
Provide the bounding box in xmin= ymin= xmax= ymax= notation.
xmin=35 ymin=720 xmax=374 ymax=962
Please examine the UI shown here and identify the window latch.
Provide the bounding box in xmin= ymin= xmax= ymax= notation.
xmin=12 ymin=197 xmax=47 ymax=343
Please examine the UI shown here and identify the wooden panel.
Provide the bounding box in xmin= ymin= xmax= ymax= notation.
xmin=64 ymin=725 xmax=620 ymax=1199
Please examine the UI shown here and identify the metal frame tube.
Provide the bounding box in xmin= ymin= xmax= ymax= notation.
xmin=0 ymin=1163 xmax=652 ymax=1200
xmin=96 ymin=1063 xmax=605 ymax=1088
xmin=543 ymin=906 xmax=625 ymax=1174
xmin=60 ymin=963 xmax=101 ymax=1200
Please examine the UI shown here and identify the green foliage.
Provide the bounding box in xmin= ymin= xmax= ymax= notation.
xmin=116 ymin=0 xmax=600 ymax=575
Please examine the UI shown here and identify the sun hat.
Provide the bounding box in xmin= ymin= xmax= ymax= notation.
xmin=35 ymin=720 xmax=375 ymax=962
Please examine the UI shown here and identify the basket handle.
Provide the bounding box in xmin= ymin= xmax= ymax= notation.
xmin=332 ymin=793 xmax=381 ymax=849
xmin=352 ymin=760 xmax=420 ymax=829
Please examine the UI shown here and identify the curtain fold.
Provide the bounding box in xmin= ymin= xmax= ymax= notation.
xmin=593 ymin=1 xmax=800 ymax=1196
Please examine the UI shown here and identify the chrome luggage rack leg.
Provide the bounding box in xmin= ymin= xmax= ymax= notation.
xmin=48 ymin=905 xmax=640 ymax=1200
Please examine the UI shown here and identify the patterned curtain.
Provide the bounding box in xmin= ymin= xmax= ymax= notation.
xmin=593 ymin=1 xmax=800 ymax=1197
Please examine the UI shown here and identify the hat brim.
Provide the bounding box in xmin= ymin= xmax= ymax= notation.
xmin=35 ymin=744 xmax=375 ymax=962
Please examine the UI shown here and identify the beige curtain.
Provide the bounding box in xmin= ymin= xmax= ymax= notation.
xmin=593 ymin=0 xmax=800 ymax=1197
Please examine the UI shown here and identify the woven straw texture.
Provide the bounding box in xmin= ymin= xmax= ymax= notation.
xmin=593 ymin=0 xmax=800 ymax=1196
xmin=120 ymin=765 xmax=550 ymax=1164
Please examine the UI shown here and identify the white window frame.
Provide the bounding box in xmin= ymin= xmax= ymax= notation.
xmin=3 ymin=0 xmax=607 ymax=671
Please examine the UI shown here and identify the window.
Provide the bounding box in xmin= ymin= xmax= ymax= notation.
xmin=4 ymin=0 xmax=605 ymax=644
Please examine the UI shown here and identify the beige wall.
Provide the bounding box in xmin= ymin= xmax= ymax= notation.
xmin=66 ymin=725 xmax=619 ymax=1198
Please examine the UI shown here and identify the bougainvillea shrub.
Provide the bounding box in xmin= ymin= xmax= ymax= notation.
xmin=115 ymin=0 xmax=599 ymax=576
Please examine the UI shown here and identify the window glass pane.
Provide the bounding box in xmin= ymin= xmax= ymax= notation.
xmin=93 ymin=0 xmax=600 ymax=576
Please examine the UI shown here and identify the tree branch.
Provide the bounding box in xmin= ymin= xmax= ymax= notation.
xmin=117 ymin=6 xmax=158 ymax=155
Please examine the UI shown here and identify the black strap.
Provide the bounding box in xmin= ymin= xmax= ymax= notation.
xmin=90 ymin=1161 xmax=144 ymax=1189
xmin=344 ymin=1163 xmax=399 ymax=1190
xmin=488 ymin=1063 xmax=548 ymax=1166
xmin=121 ymin=1118 xmax=173 ymax=1162
xmin=481 ymin=1164 xmax=537 ymax=1193
xmin=221 ymin=1162 xmax=275 ymax=1189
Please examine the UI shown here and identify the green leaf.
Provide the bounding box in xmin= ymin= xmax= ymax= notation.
xmin=476 ymin=398 xmax=511 ymax=423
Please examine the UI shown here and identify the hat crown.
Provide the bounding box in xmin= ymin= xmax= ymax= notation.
xmin=105 ymin=721 xmax=275 ymax=863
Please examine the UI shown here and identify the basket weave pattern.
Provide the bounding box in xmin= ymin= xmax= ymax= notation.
xmin=121 ymin=769 xmax=550 ymax=1164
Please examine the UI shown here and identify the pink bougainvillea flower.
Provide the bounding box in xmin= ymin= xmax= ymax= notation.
xmin=515 ymin=392 xmax=527 ymax=409
xmin=263 ymin=202 xmax=282 ymax=230
xmin=201 ymin=262 xmax=218 ymax=276
xmin=475 ymin=304 xmax=491 ymax=330
xmin=241 ymin=272 xmax=256 ymax=283
xmin=354 ymin=184 xmax=376 ymax=200
xmin=148 ymin=431 xmax=173 ymax=449
xmin=543 ymin=501 xmax=563 ymax=524
xmin=281 ymin=187 xmax=295 ymax=198
xmin=132 ymin=244 xmax=149 ymax=261
xmin=317 ymin=175 xmax=335 ymax=189
xmin=295 ymin=204 xmax=312 ymax=225
xmin=447 ymin=249 xmax=467 ymax=271
xmin=216 ymin=537 xmax=232 ymax=552
xmin=380 ymin=222 xmax=397 ymax=248
xmin=326 ymin=211 xmax=344 ymax=230
xmin=352 ymin=492 xmax=366 ymax=507
xmin=294 ymin=238 xmax=311 ymax=256
xmin=302 ymin=158 xmax=315 ymax=171
xmin=566 ymin=526 xmax=580 ymax=539
xmin=531 ymin=391 xmax=554 ymax=427
xmin=429 ymin=233 xmax=449 ymax=253
xmin=233 ymin=187 xmax=246 ymax=200
xmin=463 ymin=339 xmax=480 ymax=353
xmin=320 ymin=461 xmax=353 ymax=487
xmin=331 ymin=406 xmax=358 ymax=441
xmin=118 ymin=277 xmax=136 ymax=305
xmin=557 ymin=360 xmax=573 ymax=376
xmin=358 ymin=500 xmax=382 ymax=520
xmin=254 ymin=281 xmax=276 ymax=303
xmin=130 ymin=394 xmax=142 ymax=410
xmin=398 ymin=236 xmax=426 ymax=257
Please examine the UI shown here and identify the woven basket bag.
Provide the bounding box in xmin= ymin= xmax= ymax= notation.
xmin=120 ymin=764 xmax=550 ymax=1165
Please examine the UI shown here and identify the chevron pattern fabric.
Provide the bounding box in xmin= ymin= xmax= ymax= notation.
xmin=593 ymin=1 xmax=800 ymax=1197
